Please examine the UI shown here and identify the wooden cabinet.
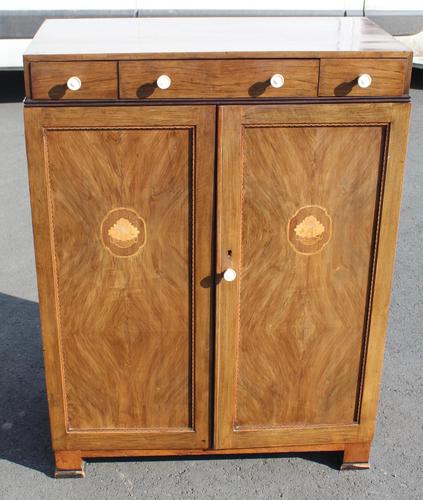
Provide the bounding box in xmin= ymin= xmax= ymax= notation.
xmin=215 ymin=103 xmax=410 ymax=450
xmin=23 ymin=17 xmax=412 ymax=477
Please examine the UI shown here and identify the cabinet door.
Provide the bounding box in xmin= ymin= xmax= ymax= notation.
xmin=215 ymin=103 xmax=410 ymax=449
xmin=25 ymin=106 xmax=215 ymax=451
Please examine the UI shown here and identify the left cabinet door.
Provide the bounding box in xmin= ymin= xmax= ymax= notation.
xmin=24 ymin=105 xmax=215 ymax=452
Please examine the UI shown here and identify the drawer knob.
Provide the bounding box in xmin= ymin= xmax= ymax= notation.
xmin=270 ymin=74 xmax=285 ymax=89
xmin=66 ymin=76 xmax=82 ymax=91
xmin=357 ymin=74 xmax=372 ymax=89
xmin=157 ymin=74 xmax=172 ymax=90
xmin=223 ymin=268 xmax=237 ymax=282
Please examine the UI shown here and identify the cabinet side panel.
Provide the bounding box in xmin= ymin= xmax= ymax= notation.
xmin=44 ymin=127 xmax=193 ymax=431
xmin=24 ymin=108 xmax=67 ymax=449
xmin=235 ymin=124 xmax=384 ymax=428
xmin=358 ymin=103 xmax=411 ymax=442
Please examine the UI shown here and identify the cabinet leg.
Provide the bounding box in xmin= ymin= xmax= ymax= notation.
xmin=341 ymin=442 xmax=371 ymax=470
xmin=54 ymin=451 xmax=85 ymax=478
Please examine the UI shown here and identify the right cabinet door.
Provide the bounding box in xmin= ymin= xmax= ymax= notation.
xmin=215 ymin=103 xmax=410 ymax=449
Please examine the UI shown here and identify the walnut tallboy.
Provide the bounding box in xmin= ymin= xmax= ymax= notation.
xmin=23 ymin=17 xmax=412 ymax=477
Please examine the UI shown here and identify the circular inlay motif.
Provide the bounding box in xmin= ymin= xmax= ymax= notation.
xmin=100 ymin=208 xmax=146 ymax=258
xmin=287 ymin=205 xmax=332 ymax=255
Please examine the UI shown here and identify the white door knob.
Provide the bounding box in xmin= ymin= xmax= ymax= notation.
xmin=270 ymin=74 xmax=285 ymax=89
xmin=157 ymin=75 xmax=172 ymax=90
xmin=66 ymin=76 xmax=82 ymax=91
xmin=357 ymin=74 xmax=372 ymax=89
xmin=223 ymin=268 xmax=237 ymax=282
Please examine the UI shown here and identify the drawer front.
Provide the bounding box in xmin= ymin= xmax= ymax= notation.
xmin=319 ymin=59 xmax=408 ymax=97
xmin=30 ymin=61 xmax=118 ymax=99
xmin=119 ymin=60 xmax=319 ymax=99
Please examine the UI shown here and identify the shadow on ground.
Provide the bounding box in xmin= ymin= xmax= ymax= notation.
xmin=88 ymin=451 xmax=342 ymax=471
xmin=0 ymin=293 xmax=53 ymax=476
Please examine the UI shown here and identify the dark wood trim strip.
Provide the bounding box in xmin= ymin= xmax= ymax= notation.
xmin=24 ymin=95 xmax=411 ymax=108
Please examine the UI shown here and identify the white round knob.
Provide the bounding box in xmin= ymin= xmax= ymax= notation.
xmin=157 ymin=75 xmax=172 ymax=90
xmin=66 ymin=76 xmax=82 ymax=91
xmin=357 ymin=74 xmax=372 ymax=89
xmin=223 ymin=268 xmax=237 ymax=282
xmin=270 ymin=74 xmax=284 ymax=89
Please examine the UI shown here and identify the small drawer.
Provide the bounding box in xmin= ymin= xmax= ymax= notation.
xmin=30 ymin=61 xmax=118 ymax=100
xmin=319 ymin=59 xmax=408 ymax=97
xmin=119 ymin=60 xmax=319 ymax=99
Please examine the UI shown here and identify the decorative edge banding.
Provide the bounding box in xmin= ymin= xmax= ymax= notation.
xmin=234 ymin=422 xmax=359 ymax=431
xmin=189 ymin=125 xmax=196 ymax=431
xmin=232 ymin=119 xmax=246 ymax=431
xmin=232 ymin=121 xmax=390 ymax=430
xmin=353 ymin=124 xmax=390 ymax=423
xmin=43 ymin=127 xmax=70 ymax=431
xmin=43 ymin=125 xmax=197 ymax=433
xmin=243 ymin=122 xmax=389 ymax=129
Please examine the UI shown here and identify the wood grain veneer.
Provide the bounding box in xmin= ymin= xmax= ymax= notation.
xmin=319 ymin=58 xmax=408 ymax=97
xmin=24 ymin=17 xmax=410 ymax=60
xmin=237 ymin=125 xmax=382 ymax=427
xmin=30 ymin=61 xmax=118 ymax=100
xmin=119 ymin=59 xmax=318 ymax=99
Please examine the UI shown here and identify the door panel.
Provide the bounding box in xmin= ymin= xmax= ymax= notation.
xmin=215 ymin=103 xmax=409 ymax=449
xmin=25 ymin=106 xmax=215 ymax=450
xmin=48 ymin=127 xmax=193 ymax=432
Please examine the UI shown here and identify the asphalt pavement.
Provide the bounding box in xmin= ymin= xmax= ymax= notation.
xmin=0 ymin=70 xmax=422 ymax=499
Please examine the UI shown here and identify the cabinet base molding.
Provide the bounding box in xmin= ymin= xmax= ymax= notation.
xmin=54 ymin=442 xmax=371 ymax=477
xmin=54 ymin=469 xmax=85 ymax=479
xmin=340 ymin=462 xmax=370 ymax=471
xmin=54 ymin=451 xmax=85 ymax=478
xmin=341 ymin=442 xmax=371 ymax=471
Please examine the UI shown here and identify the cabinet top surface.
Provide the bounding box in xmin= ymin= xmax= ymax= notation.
xmin=24 ymin=17 xmax=410 ymax=60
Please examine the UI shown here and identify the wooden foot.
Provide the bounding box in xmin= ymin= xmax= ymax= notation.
xmin=341 ymin=442 xmax=371 ymax=471
xmin=54 ymin=451 xmax=85 ymax=478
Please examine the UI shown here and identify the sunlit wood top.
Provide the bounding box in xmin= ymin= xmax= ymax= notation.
xmin=25 ymin=17 xmax=410 ymax=60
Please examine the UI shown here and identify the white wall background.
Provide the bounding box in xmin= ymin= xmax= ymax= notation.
xmin=0 ymin=1 xmax=361 ymax=11
xmin=0 ymin=0 xmax=422 ymax=11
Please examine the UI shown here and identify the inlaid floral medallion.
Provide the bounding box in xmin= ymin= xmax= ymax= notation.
xmin=287 ymin=205 xmax=332 ymax=255
xmin=100 ymin=207 xmax=147 ymax=257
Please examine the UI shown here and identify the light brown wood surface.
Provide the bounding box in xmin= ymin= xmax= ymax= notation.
xmin=24 ymin=17 xmax=410 ymax=60
xmin=319 ymin=58 xmax=408 ymax=97
xmin=355 ymin=104 xmax=410 ymax=443
xmin=30 ymin=61 xmax=118 ymax=100
xmin=342 ymin=442 xmax=371 ymax=466
xmin=25 ymin=105 xmax=215 ymax=451
xmin=119 ymin=59 xmax=318 ymax=99
xmin=215 ymin=102 xmax=410 ymax=450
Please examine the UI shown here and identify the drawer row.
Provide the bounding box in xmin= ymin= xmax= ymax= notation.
xmin=28 ymin=58 xmax=409 ymax=100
